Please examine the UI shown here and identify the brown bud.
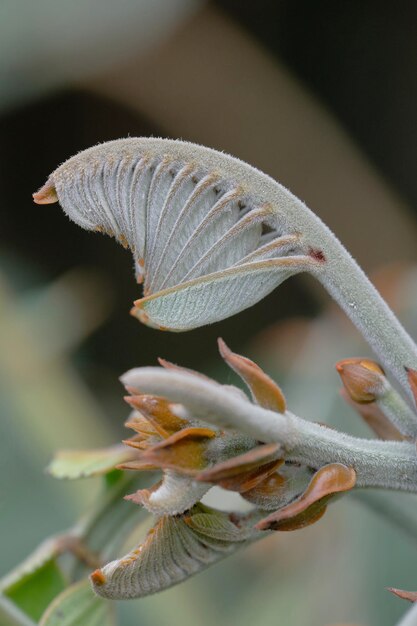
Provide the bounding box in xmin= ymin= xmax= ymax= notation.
xmin=336 ymin=358 xmax=386 ymax=403
xmin=125 ymin=394 xmax=187 ymax=437
xmin=131 ymin=427 xmax=216 ymax=474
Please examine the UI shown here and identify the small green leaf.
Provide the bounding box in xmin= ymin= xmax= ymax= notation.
xmin=47 ymin=445 xmax=132 ymax=479
xmin=40 ymin=579 xmax=115 ymax=626
xmin=4 ymin=559 xmax=67 ymax=622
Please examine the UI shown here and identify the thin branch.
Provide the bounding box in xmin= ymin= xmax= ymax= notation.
xmin=378 ymin=386 xmax=417 ymax=438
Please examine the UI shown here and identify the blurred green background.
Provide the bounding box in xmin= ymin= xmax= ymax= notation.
xmin=1 ymin=2 xmax=417 ymax=625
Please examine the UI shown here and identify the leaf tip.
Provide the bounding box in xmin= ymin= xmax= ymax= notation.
xmin=33 ymin=180 xmax=58 ymax=204
xmin=90 ymin=569 xmax=107 ymax=587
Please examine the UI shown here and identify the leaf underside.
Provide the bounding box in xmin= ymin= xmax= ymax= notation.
xmin=90 ymin=505 xmax=253 ymax=600
xmin=39 ymin=138 xmax=321 ymax=330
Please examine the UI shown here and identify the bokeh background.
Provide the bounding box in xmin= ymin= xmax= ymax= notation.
xmin=1 ymin=2 xmax=417 ymax=625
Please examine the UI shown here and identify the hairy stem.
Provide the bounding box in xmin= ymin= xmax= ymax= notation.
xmin=377 ymin=387 xmax=417 ymax=438
xmin=287 ymin=417 xmax=417 ymax=491
xmin=311 ymin=233 xmax=417 ymax=403
xmin=123 ymin=368 xmax=417 ymax=492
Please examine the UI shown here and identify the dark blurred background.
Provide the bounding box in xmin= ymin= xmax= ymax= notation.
xmin=1 ymin=2 xmax=417 ymax=625
xmin=2 ymin=0 xmax=417 ymax=378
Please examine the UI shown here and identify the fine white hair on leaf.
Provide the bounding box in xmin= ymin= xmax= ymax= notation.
xmin=34 ymin=137 xmax=417 ymax=398
xmin=90 ymin=506 xmax=254 ymax=600
xmin=125 ymin=471 xmax=210 ymax=516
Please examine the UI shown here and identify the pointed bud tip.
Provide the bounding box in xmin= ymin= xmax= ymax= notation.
xmin=90 ymin=569 xmax=106 ymax=586
xmin=33 ymin=180 xmax=58 ymax=205
xmin=217 ymin=337 xmax=230 ymax=356
xmin=336 ymin=358 xmax=385 ymax=403
xmin=158 ymin=357 xmax=182 ymax=370
xmin=218 ymin=337 xmax=286 ymax=412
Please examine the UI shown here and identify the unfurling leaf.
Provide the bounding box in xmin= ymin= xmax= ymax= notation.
xmin=90 ymin=505 xmax=252 ymax=600
xmin=218 ymin=338 xmax=286 ymax=411
xmin=39 ymin=579 xmax=114 ymax=626
xmin=47 ymin=445 xmax=133 ymax=479
xmin=256 ymin=463 xmax=356 ymax=531
xmin=34 ymin=137 xmax=417 ymax=396
xmin=33 ymin=138 xmax=320 ymax=332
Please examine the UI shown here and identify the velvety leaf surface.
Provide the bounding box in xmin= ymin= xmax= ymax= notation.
xmin=90 ymin=504 xmax=253 ymax=600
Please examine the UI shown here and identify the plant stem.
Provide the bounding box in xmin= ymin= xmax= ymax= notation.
xmin=123 ymin=368 xmax=417 ymax=492
xmin=312 ymin=233 xmax=417 ymax=402
xmin=378 ymin=387 xmax=417 ymax=438
xmin=289 ymin=415 xmax=417 ymax=491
